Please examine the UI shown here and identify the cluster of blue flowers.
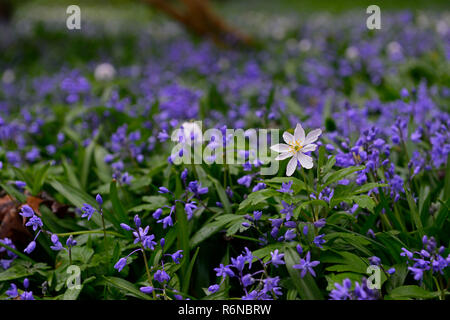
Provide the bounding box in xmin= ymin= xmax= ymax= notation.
xmin=401 ymin=236 xmax=450 ymax=282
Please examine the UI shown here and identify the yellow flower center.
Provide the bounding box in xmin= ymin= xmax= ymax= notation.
xmin=290 ymin=140 xmax=303 ymax=153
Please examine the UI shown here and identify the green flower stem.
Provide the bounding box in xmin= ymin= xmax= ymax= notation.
xmin=54 ymin=229 xmax=125 ymax=237
xmin=100 ymin=210 xmax=107 ymax=249
xmin=0 ymin=241 xmax=35 ymax=263
xmin=140 ymin=247 xmax=157 ymax=299
xmin=231 ymin=234 xmax=260 ymax=243
xmin=301 ymin=169 xmax=317 ymax=221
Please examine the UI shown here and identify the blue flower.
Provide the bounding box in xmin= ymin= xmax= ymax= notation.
xmin=292 ymin=251 xmax=320 ymax=278
xmin=25 ymin=215 xmax=43 ymax=231
xmin=96 ymin=194 xmax=103 ymax=206
xmin=187 ymin=181 xmax=208 ymax=197
xmin=270 ymin=249 xmax=285 ymax=267
xmin=241 ymin=274 xmax=255 ymax=287
xmin=231 ymin=255 xmax=246 ymax=272
xmin=142 ymin=234 xmax=157 ymax=250
xmin=284 ymin=229 xmax=296 ymax=241
xmin=313 ymin=234 xmax=326 ymax=248
xmin=140 ymin=286 xmax=154 ymax=294
xmin=262 ymin=276 xmax=282 ymax=297
xmin=114 ymin=257 xmax=127 ymax=272
xmin=66 ymin=235 xmax=77 ymax=247
xmin=184 ymin=202 xmax=197 ymax=220
xmin=50 ymin=234 xmax=64 ymax=251
xmin=81 ymin=203 xmax=96 ymax=220
xmin=157 ymin=215 xmax=173 ymax=229
xmin=208 ymin=284 xmax=220 ymax=293
xmin=329 ymin=279 xmax=352 ymax=300
xmin=152 ymin=208 xmax=163 ymax=219
xmin=6 ymin=283 xmax=18 ymax=298
xmin=277 ymin=180 xmax=293 ymax=194
xmin=280 ymin=201 xmax=295 ymax=220
xmin=24 ymin=241 xmax=36 ymax=254
xmin=252 ymin=182 xmax=266 ymax=192
xmin=154 ymin=269 xmax=170 ymax=283
xmin=120 ymin=223 xmax=133 ymax=231
xmin=408 ymin=267 xmax=424 ymax=281
xmin=15 ymin=181 xmax=26 ymax=190
xmin=253 ymin=211 xmax=262 ymax=221
xmin=20 ymin=205 xmax=34 ymax=218
xmin=170 ymin=250 xmax=183 ymax=264
xmin=214 ymin=263 xmax=235 ymax=278
xmin=313 ymin=218 xmax=326 ymax=228
xmin=369 ymin=256 xmax=381 ymax=266
xmin=158 ymin=187 xmax=170 ymax=194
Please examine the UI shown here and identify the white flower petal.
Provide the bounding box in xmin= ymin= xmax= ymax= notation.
xmin=283 ymin=132 xmax=294 ymax=145
xmin=298 ymin=153 xmax=313 ymax=169
xmin=270 ymin=143 xmax=291 ymax=153
xmin=304 ymin=129 xmax=322 ymax=145
xmin=301 ymin=144 xmax=317 ymax=153
xmin=275 ymin=152 xmax=293 ymax=161
xmin=286 ymin=154 xmax=298 ymax=176
xmin=294 ymin=123 xmax=305 ymax=144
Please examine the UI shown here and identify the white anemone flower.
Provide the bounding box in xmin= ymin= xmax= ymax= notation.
xmin=94 ymin=63 xmax=116 ymax=81
xmin=270 ymin=123 xmax=322 ymax=176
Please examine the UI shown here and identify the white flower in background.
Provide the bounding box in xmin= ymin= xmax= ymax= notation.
xmin=2 ymin=69 xmax=15 ymax=84
xmin=345 ymin=46 xmax=359 ymax=60
xmin=298 ymin=39 xmax=311 ymax=52
xmin=179 ymin=122 xmax=202 ymax=145
xmin=94 ymin=63 xmax=116 ymax=81
xmin=270 ymin=123 xmax=322 ymax=176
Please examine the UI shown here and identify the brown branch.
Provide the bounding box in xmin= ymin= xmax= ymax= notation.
xmin=142 ymin=0 xmax=253 ymax=47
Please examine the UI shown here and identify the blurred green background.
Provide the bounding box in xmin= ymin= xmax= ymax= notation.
xmin=2 ymin=0 xmax=449 ymax=23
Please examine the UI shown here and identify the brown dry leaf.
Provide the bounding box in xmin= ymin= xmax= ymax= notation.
xmin=0 ymin=192 xmax=69 ymax=251
xmin=0 ymin=201 xmax=32 ymax=249
xmin=25 ymin=196 xmax=44 ymax=216
xmin=0 ymin=195 xmax=12 ymax=206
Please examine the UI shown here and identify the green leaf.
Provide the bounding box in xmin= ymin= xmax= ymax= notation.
xmin=0 ymin=182 xmax=26 ymax=203
xmin=238 ymin=189 xmax=279 ymax=212
xmin=0 ymin=261 xmax=49 ymax=281
xmin=189 ymin=223 xmax=221 ymax=248
xmin=11 ymin=167 xmax=33 ymax=189
xmin=81 ymin=133 xmax=98 ymax=189
xmin=207 ymin=174 xmax=232 ymax=214
xmin=94 ymin=145 xmax=112 ymax=183
xmin=352 ymin=183 xmax=388 ymax=195
xmin=175 ymin=176 xmax=190 ymax=283
xmin=182 ymin=247 xmax=200 ymax=293
xmin=404 ymin=187 xmax=424 ymax=237
xmin=321 ymin=165 xmax=365 ymax=192
xmin=142 ymin=195 xmax=168 ymax=209
xmin=322 ymin=251 xmax=369 ymax=274
xmin=330 ymin=194 xmax=376 ymax=212
xmin=0 ymin=264 xmax=33 ymax=281
xmin=322 ymin=155 xmax=336 ymax=174
xmin=40 ymin=204 xmax=81 ymax=233
xmin=445 ymin=154 xmax=450 ymax=200
xmin=63 ymin=284 xmax=84 ymax=300
xmin=100 ymin=276 xmax=151 ymax=300
xmin=352 ymin=195 xmax=376 ymax=211
xmin=31 ymin=163 xmax=50 ymax=196
xmin=388 ymin=285 xmax=438 ymax=299
xmin=61 ymin=157 xmax=82 ymax=190
xmin=264 ymin=177 xmax=312 ymax=194
xmin=284 ymin=248 xmax=323 ymax=300
xmin=48 ymin=179 xmax=102 ymax=228
xmin=109 ymin=180 xmax=130 ymax=229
